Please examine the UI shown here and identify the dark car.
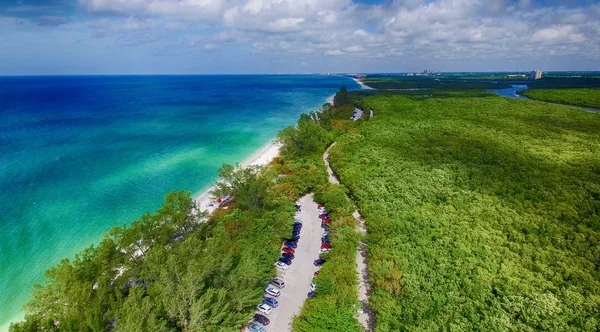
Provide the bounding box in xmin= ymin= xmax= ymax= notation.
xmin=314 ymin=259 xmax=326 ymax=266
xmin=294 ymin=222 xmax=302 ymax=227
xmin=263 ymin=297 xmax=279 ymax=308
xmin=284 ymin=241 xmax=297 ymax=249
xmin=282 ymin=253 xmax=295 ymax=260
xmin=319 ymin=213 xmax=329 ymax=219
xmin=292 ymin=231 xmax=301 ymax=238
xmin=279 ymin=257 xmax=292 ymax=265
xmin=293 ymin=224 xmax=302 ymax=230
xmin=254 ymin=314 xmax=270 ymax=326
xmin=307 ymin=291 xmax=315 ymax=298
xmin=288 ymin=236 xmax=300 ymax=242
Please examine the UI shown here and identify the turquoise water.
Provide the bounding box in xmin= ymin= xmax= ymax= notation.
xmin=0 ymin=75 xmax=359 ymax=328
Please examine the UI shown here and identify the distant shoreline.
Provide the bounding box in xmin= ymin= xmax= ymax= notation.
xmin=352 ymin=77 xmax=375 ymax=90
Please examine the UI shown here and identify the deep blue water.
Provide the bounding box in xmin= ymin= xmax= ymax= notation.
xmin=0 ymin=75 xmax=359 ymax=329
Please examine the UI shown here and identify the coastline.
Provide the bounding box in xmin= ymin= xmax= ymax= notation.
xmin=353 ymin=77 xmax=375 ymax=90
xmin=193 ymin=140 xmax=282 ymax=214
xmin=193 ymin=93 xmax=336 ymax=215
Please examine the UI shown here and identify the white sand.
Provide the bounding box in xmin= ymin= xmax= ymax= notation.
xmin=194 ymin=140 xmax=282 ymax=214
xmin=353 ymin=77 xmax=375 ymax=90
xmin=195 ymin=94 xmax=334 ymax=216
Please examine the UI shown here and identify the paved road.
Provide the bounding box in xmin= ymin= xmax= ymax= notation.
xmin=262 ymin=194 xmax=323 ymax=332
xmin=352 ymin=108 xmax=364 ymax=121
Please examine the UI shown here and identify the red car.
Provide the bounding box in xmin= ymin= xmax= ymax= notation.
xmin=282 ymin=247 xmax=295 ymax=254
xmin=321 ymin=243 xmax=332 ymax=249
xmin=314 ymin=271 xmax=319 ymax=276
xmin=318 ymin=204 xmax=324 ymax=208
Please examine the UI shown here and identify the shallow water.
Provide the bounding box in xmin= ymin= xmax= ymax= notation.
xmin=0 ymin=75 xmax=359 ymax=328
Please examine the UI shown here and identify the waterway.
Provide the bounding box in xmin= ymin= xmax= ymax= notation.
xmin=488 ymin=84 xmax=600 ymax=112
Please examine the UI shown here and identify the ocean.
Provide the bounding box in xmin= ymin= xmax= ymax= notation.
xmin=0 ymin=75 xmax=359 ymax=328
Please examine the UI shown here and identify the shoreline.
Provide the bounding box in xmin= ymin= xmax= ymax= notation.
xmin=193 ymin=140 xmax=283 ymax=214
xmin=193 ymin=93 xmax=335 ymax=215
xmin=353 ymin=77 xmax=375 ymax=90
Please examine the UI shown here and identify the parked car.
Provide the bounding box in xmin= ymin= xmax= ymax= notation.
xmin=256 ymin=303 xmax=272 ymax=315
xmin=314 ymin=271 xmax=319 ymax=276
xmin=254 ymin=314 xmax=270 ymax=326
xmin=248 ymin=322 xmax=266 ymax=332
xmin=292 ymin=229 xmax=301 ymax=237
xmin=282 ymin=252 xmax=295 ymax=260
xmin=293 ymin=224 xmax=302 ymax=230
xmin=294 ymin=219 xmax=303 ymax=225
xmin=279 ymin=257 xmax=292 ymax=265
xmin=265 ymin=287 xmax=281 ymax=297
xmin=270 ymin=277 xmax=285 ymax=288
xmin=282 ymin=247 xmax=295 ymax=255
xmin=263 ymin=297 xmax=279 ymax=308
xmin=288 ymin=235 xmax=300 ymax=241
xmin=307 ymin=291 xmax=315 ymax=298
xmin=310 ymin=283 xmax=317 ymax=291
xmin=284 ymin=241 xmax=297 ymax=249
xmin=314 ymin=259 xmax=326 ymax=266
xmin=321 ymin=243 xmax=332 ymax=249
xmin=274 ymin=261 xmax=288 ymax=270
xmin=295 ymin=204 xmax=301 ymax=212
xmin=318 ymin=204 xmax=324 ymax=208
xmin=320 ymin=248 xmax=331 ymax=254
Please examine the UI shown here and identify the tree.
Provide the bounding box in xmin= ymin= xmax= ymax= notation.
xmin=212 ymin=164 xmax=272 ymax=210
xmin=277 ymin=114 xmax=329 ymax=160
xmin=334 ymin=86 xmax=351 ymax=106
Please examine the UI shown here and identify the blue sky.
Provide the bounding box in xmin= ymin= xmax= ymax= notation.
xmin=0 ymin=0 xmax=599 ymax=74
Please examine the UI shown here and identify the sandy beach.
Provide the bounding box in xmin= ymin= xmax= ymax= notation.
xmin=194 ymin=94 xmax=335 ymax=215
xmin=353 ymin=77 xmax=375 ymax=90
xmin=194 ymin=140 xmax=282 ymax=214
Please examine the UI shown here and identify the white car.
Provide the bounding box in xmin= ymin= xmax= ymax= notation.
xmin=310 ymin=283 xmax=317 ymax=291
xmin=320 ymin=248 xmax=331 ymax=254
xmin=256 ymin=303 xmax=272 ymax=315
xmin=265 ymin=287 xmax=281 ymax=297
xmin=275 ymin=261 xmax=289 ymax=271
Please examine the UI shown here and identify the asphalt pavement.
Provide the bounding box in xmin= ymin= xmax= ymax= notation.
xmin=260 ymin=193 xmax=323 ymax=332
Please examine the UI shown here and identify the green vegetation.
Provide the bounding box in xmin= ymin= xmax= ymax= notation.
xmin=11 ymin=172 xmax=295 ymax=331
xmin=327 ymin=93 xmax=600 ymax=331
xmin=520 ymin=88 xmax=600 ymax=109
xmin=528 ymin=77 xmax=600 ymax=89
xmin=11 ymin=88 xmax=365 ymax=332
xmin=360 ymin=77 xmax=512 ymax=90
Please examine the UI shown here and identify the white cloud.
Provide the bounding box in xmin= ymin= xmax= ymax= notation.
xmin=69 ymin=0 xmax=600 ymax=66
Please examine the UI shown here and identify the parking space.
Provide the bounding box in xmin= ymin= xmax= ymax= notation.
xmin=251 ymin=193 xmax=324 ymax=332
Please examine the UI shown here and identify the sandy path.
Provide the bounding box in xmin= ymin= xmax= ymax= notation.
xmin=264 ymin=194 xmax=323 ymax=332
xmin=323 ymin=144 xmax=374 ymax=331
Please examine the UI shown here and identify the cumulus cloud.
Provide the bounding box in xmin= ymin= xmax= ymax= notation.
xmin=21 ymin=0 xmax=599 ymax=68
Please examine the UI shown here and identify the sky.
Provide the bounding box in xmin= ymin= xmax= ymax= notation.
xmin=0 ymin=0 xmax=599 ymax=74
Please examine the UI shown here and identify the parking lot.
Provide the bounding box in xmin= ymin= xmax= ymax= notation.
xmin=256 ymin=193 xmax=324 ymax=332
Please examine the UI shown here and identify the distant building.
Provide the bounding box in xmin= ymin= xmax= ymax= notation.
xmin=529 ymin=69 xmax=543 ymax=80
